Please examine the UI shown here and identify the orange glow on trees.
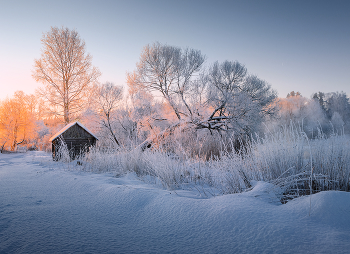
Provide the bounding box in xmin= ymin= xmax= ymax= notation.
xmin=0 ymin=91 xmax=37 ymax=151
xmin=127 ymin=43 xmax=277 ymax=152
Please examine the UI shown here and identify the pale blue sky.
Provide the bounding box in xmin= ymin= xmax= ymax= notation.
xmin=0 ymin=0 xmax=349 ymax=100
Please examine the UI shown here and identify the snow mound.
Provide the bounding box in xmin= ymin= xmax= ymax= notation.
xmin=243 ymin=180 xmax=283 ymax=204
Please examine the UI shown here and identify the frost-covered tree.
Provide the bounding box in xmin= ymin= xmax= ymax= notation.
xmin=127 ymin=42 xmax=206 ymax=149
xmin=93 ymin=82 xmax=123 ymax=146
xmin=324 ymin=92 xmax=350 ymax=133
xmin=330 ymin=112 xmax=345 ymax=134
xmin=128 ymin=89 xmax=159 ymax=144
xmin=277 ymin=92 xmax=307 ymax=125
xmin=127 ymin=42 xmax=205 ymax=122
xmin=200 ymin=61 xmax=277 ymax=137
xmin=325 ymin=92 xmax=350 ymax=119
xmin=0 ymin=91 xmax=37 ymax=151
xmin=128 ymin=43 xmax=278 ymax=151
xmin=312 ymin=92 xmax=326 ymax=112
xmin=271 ymin=91 xmax=350 ymax=138
xmin=287 ymin=91 xmax=301 ymax=98
xmin=311 ymin=91 xmax=350 ymax=134
xmin=33 ymin=27 xmax=100 ymax=124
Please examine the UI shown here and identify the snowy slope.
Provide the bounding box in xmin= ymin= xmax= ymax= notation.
xmin=1 ymin=152 xmax=350 ymax=254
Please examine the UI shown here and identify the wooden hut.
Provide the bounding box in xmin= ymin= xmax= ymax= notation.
xmin=49 ymin=121 xmax=98 ymax=160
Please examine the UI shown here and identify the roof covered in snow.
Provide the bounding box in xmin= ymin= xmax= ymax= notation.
xmin=49 ymin=121 xmax=98 ymax=142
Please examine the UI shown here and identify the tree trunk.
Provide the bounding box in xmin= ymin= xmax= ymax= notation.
xmin=105 ymin=114 xmax=120 ymax=146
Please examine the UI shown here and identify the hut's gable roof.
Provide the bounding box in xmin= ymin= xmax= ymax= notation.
xmin=49 ymin=121 xmax=98 ymax=142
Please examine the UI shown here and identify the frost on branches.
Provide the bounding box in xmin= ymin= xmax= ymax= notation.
xmin=127 ymin=42 xmax=277 ymax=151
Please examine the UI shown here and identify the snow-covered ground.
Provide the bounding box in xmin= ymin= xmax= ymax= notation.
xmin=1 ymin=152 xmax=350 ymax=254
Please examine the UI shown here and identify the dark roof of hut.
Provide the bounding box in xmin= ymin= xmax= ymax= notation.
xmin=49 ymin=121 xmax=98 ymax=142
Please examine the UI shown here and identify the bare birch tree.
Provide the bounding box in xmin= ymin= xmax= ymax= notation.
xmin=33 ymin=27 xmax=100 ymax=124
xmin=94 ymin=82 xmax=123 ymax=146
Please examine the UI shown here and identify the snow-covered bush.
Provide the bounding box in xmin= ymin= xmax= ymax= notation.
xmin=77 ymin=145 xmax=124 ymax=174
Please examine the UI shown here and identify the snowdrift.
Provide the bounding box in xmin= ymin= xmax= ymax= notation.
xmin=1 ymin=152 xmax=349 ymax=253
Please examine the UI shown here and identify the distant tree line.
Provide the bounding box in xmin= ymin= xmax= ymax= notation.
xmin=274 ymin=91 xmax=350 ymax=138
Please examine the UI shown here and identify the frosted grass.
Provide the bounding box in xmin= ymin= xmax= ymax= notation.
xmin=54 ymin=129 xmax=350 ymax=201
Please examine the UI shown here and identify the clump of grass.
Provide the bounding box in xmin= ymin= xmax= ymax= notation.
xmin=242 ymin=128 xmax=350 ymax=201
xmin=54 ymin=138 xmax=72 ymax=163
xmin=77 ymin=146 xmax=124 ymax=174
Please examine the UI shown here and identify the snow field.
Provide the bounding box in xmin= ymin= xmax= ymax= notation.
xmin=1 ymin=152 xmax=350 ymax=253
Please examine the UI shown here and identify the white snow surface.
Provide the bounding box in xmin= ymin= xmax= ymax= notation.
xmin=1 ymin=152 xmax=350 ymax=254
xmin=49 ymin=121 xmax=98 ymax=142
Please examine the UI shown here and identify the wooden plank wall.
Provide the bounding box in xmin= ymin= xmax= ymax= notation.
xmin=52 ymin=124 xmax=97 ymax=160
